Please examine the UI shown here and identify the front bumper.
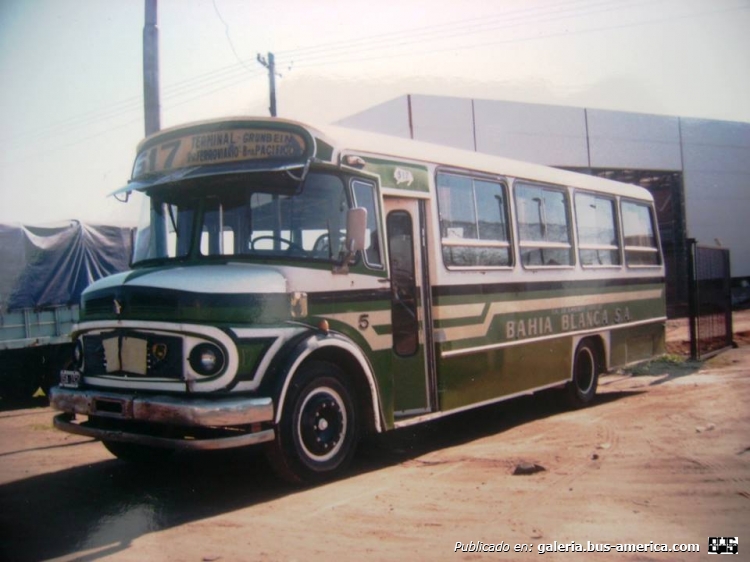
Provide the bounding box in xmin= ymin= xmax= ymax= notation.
xmin=50 ymin=386 xmax=276 ymax=450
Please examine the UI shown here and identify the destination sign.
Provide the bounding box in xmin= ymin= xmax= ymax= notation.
xmin=132 ymin=128 xmax=308 ymax=179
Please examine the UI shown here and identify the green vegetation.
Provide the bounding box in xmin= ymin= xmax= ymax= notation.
xmin=625 ymin=354 xmax=699 ymax=377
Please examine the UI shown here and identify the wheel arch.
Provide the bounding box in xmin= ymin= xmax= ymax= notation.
xmin=273 ymin=333 xmax=384 ymax=435
xmin=571 ymin=333 xmax=608 ymax=381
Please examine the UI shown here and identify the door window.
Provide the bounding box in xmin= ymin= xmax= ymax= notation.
xmin=387 ymin=211 xmax=419 ymax=357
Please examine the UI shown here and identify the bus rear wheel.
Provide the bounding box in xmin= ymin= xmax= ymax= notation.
xmin=566 ymin=340 xmax=601 ymax=407
xmin=267 ymin=361 xmax=359 ymax=485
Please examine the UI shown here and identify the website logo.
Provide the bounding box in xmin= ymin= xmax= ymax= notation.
xmin=708 ymin=537 xmax=738 ymax=555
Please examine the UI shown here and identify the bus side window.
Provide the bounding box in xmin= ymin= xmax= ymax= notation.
xmin=436 ymin=172 xmax=511 ymax=268
xmin=515 ymin=183 xmax=573 ymax=267
xmin=575 ymin=192 xmax=621 ymax=267
xmin=621 ymin=200 xmax=661 ymax=266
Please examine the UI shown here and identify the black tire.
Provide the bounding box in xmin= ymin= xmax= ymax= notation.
xmin=566 ymin=340 xmax=601 ymax=407
xmin=267 ymin=361 xmax=359 ymax=485
xmin=102 ymin=440 xmax=175 ymax=464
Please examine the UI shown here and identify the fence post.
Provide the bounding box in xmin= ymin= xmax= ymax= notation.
xmin=687 ymin=238 xmax=698 ymax=360
xmin=723 ymin=249 xmax=734 ymax=349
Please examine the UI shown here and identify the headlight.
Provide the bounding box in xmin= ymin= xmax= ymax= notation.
xmin=188 ymin=343 xmax=225 ymax=376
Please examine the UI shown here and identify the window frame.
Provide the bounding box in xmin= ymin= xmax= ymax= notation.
xmin=436 ymin=169 xmax=513 ymax=271
xmin=573 ymin=190 xmax=623 ymax=269
xmin=620 ymin=198 xmax=662 ymax=268
xmin=514 ymin=180 xmax=575 ymax=270
xmin=386 ymin=210 xmax=420 ymax=357
xmin=351 ymin=177 xmax=385 ymax=271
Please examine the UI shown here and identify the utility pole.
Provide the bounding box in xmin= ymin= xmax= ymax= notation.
xmin=256 ymin=52 xmax=277 ymax=117
xmin=143 ymin=0 xmax=161 ymax=136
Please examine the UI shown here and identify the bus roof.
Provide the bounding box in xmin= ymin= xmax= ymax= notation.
xmin=320 ymin=123 xmax=654 ymax=201
xmin=131 ymin=116 xmax=654 ymax=201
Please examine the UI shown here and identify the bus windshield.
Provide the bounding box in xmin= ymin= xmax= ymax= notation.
xmin=132 ymin=171 xmax=353 ymax=265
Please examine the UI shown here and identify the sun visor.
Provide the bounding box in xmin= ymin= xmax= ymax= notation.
xmin=111 ymin=167 xmax=200 ymax=197
xmin=110 ymin=160 xmax=310 ymax=198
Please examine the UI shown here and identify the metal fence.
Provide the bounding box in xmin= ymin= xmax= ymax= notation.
xmin=687 ymin=240 xmax=734 ymax=360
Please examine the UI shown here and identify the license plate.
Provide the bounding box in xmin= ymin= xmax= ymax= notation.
xmin=59 ymin=370 xmax=81 ymax=389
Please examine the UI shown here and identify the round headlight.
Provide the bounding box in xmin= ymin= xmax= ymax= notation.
xmin=189 ymin=343 xmax=225 ymax=376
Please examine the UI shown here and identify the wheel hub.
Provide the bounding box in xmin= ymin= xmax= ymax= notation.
xmin=300 ymin=394 xmax=344 ymax=457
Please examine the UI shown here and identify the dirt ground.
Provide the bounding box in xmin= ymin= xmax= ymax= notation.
xmin=1 ymin=314 xmax=749 ymax=561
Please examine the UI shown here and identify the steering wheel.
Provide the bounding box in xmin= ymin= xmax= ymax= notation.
xmin=313 ymin=232 xmax=348 ymax=256
xmin=313 ymin=233 xmax=332 ymax=255
xmin=250 ymin=235 xmax=304 ymax=252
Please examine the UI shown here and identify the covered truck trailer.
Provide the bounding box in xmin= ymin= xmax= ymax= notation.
xmin=0 ymin=221 xmax=132 ymax=401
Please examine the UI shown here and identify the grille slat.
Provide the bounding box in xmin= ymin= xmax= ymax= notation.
xmin=82 ymin=331 xmax=183 ymax=380
xmin=84 ymin=291 xmax=179 ymax=318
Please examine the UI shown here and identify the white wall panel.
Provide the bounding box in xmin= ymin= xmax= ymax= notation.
xmin=410 ymin=95 xmax=475 ymax=150
xmin=334 ymin=96 xmax=411 ymax=138
xmin=681 ymin=118 xmax=750 ymax=150
xmin=681 ymin=118 xmax=750 ymax=277
xmin=473 ymin=99 xmax=588 ymax=167
xmin=587 ymin=109 xmax=682 ymax=171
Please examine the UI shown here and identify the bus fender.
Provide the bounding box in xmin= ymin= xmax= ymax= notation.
xmin=270 ymin=331 xmax=384 ymax=433
xmin=570 ymin=333 xmax=609 ymax=380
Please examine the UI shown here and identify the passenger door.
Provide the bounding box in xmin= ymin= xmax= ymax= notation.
xmin=384 ymin=197 xmax=435 ymax=416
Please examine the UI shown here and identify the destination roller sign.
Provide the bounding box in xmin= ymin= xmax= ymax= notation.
xmin=132 ymin=127 xmax=308 ymax=180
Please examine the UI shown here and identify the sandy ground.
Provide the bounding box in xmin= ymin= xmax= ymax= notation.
xmin=0 ymin=314 xmax=749 ymax=561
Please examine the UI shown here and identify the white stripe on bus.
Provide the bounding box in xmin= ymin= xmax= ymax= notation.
xmin=441 ymin=316 xmax=667 ymax=359
xmin=436 ymin=288 xmax=663 ymax=342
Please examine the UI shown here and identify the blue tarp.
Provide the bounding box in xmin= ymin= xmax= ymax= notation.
xmin=0 ymin=221 xmax=133 ymax=311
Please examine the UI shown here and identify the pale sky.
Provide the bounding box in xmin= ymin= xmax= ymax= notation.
xmin=1 ymin=0 xmax=748 ymax=226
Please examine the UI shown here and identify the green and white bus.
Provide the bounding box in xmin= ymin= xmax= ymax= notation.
xmin=51 ymin=117 xmax=665 ymax=483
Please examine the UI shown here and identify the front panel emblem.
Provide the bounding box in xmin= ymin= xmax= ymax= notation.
xmin=290 ymin=291 xmax=308 ymax=318
xmin=394 ymin=167 xmax=414 ymax=186
xmin=113 ymin=299 xmax=122 ymax=316
xmin=151 ymin=343 xmax=168 ymax=361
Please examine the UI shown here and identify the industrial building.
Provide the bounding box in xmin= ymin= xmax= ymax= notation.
xmin=337 ymin=95 xmax=750 ymax=315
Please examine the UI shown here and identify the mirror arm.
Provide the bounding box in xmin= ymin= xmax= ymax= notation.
xmin=332 ymin=244 xmax=357 ymax=275
xmin=332 ymin=206 xmax=367 ymax=275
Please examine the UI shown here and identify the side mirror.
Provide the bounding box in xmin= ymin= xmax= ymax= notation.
xmin=345 ymin=207 xmax=367 ymax=253
xmin=334 ymin=207 xmax=367 ymax=274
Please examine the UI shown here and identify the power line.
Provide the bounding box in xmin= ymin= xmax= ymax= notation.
xmin=0 ymin=0 xmax=263 ymax=148
xmin=275 ymin=0 xmax=657 ymax=68
xmin=1 ymin=0 xmax=629 ymax=147
xmin=2 ymin=0 xmax=744 ymax=152
xmin=0 ymin=62 xmax=265 ymax=149
xmin=212 ymin=0 xmax=258 ymax=75
xmin=282 ymin=2 xmax=749 ymax=71
xmin=275 ymin=0 xmax=627 ymax=63
xmin=0 ymin=71 xmax=266 ymax=169
xmin=164 ymin=69 xmax=264 ymax=115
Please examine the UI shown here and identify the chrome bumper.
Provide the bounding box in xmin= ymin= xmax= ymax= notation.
xmin=49 ymin=386 xmax=276 ymax=451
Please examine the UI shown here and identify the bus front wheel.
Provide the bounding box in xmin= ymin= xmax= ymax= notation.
xmin=268 ymin=361 xmax=359 ymax=485
xmin=566 ymin=340 xmax=601 ymax=407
